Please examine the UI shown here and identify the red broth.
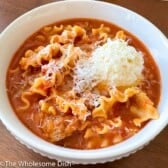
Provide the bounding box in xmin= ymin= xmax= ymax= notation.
xmin=6 ymin=19 xmax=160 ymax=149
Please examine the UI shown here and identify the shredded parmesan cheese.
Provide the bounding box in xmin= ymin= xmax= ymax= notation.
xmin=74 ymin=38 xmax=144 ymax=92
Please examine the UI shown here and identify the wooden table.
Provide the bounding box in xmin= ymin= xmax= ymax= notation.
xmin=0 ymin=0 xmax=168 ymax=168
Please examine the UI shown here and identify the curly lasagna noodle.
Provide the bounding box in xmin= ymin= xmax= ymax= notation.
xmin=7 ymin=19 xmax=160 ymax=149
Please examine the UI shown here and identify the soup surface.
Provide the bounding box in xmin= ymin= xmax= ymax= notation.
xmin=7 ymin=19 xmax=160 ymax=149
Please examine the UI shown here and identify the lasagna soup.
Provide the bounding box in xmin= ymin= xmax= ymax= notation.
xmin=7 ymin=19 xmax=160 ymax=149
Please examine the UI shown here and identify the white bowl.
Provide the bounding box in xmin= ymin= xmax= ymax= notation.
xmin=0 ymin=0 xmax=168 ymax=164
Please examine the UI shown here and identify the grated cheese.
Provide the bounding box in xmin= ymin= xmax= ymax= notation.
xmin=74 ymin=38 xmax=144 ymax=92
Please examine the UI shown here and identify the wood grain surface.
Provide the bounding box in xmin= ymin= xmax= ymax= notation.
xmin=0 ymin=0 xmax=168 ymax=168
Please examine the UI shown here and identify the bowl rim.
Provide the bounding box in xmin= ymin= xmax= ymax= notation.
xmin=0 ymin=0 xmax=168 ymax=163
